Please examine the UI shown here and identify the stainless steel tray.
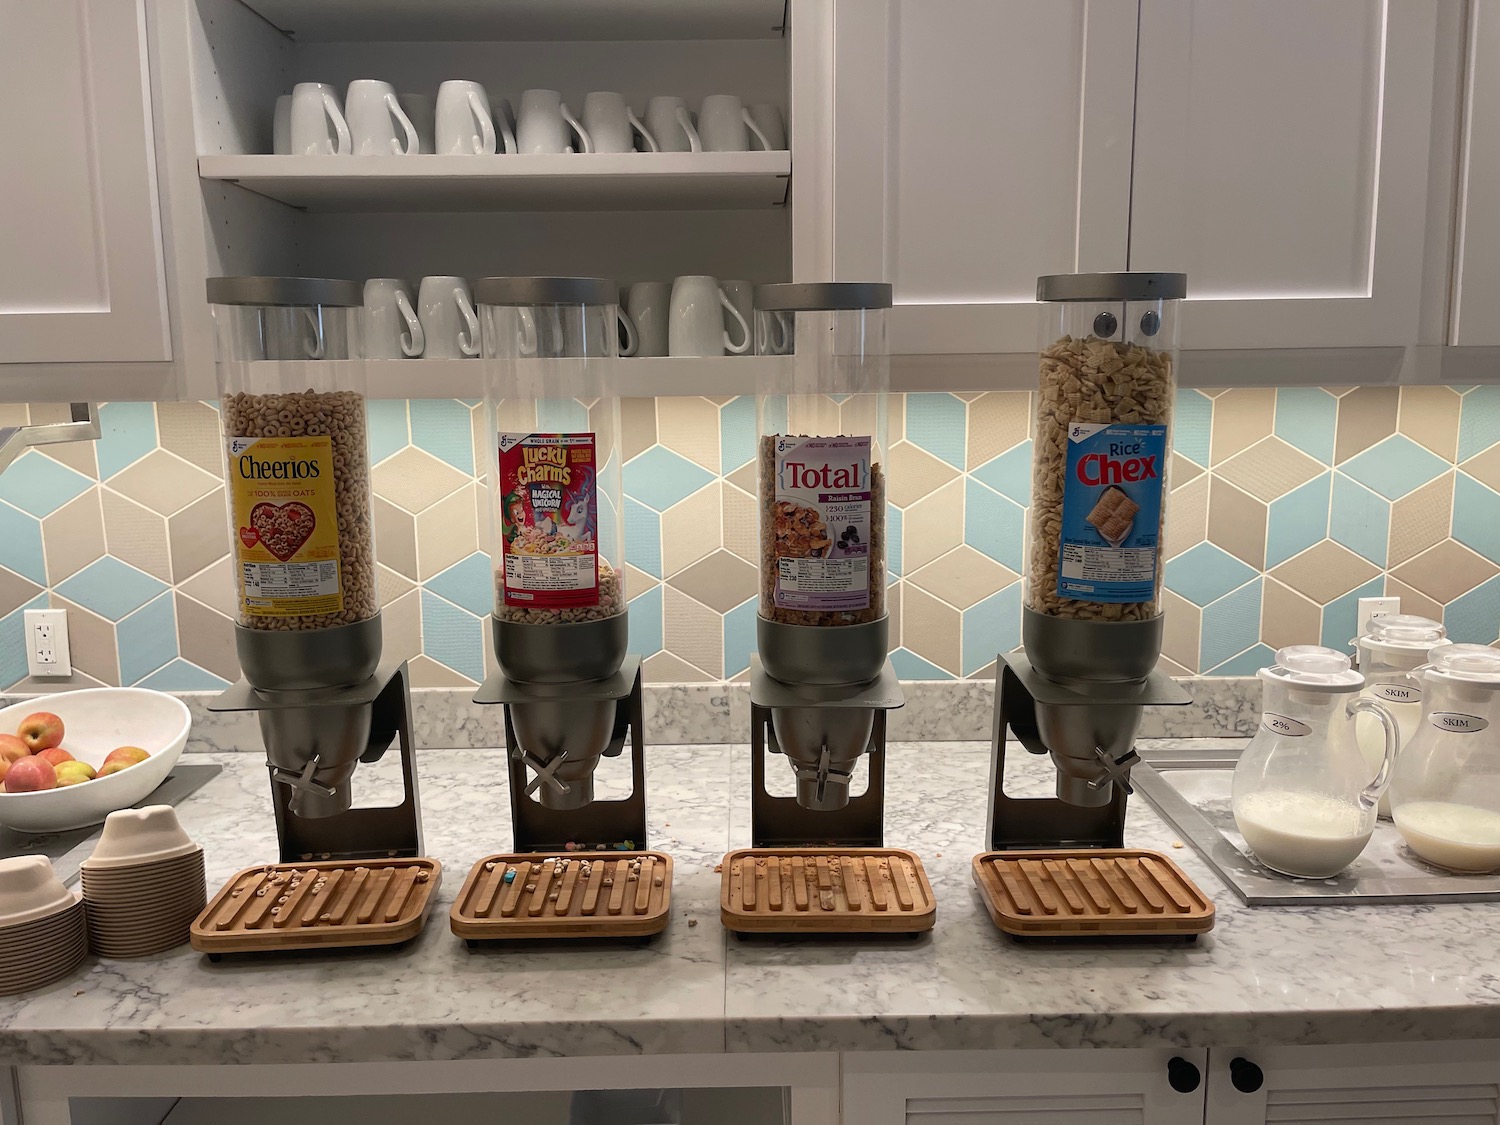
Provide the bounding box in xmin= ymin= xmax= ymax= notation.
xmin=1134 ymin=745 xmax=1500 ymax=906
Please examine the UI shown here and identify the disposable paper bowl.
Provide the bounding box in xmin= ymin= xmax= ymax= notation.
xmin=0 ymin=856 xmax=73 ymax=927
xmin=82 ymin=806 xmax=196 ymax=869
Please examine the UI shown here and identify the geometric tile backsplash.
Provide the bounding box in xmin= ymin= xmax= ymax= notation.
xmin=1 ymin=386 xmax=1499 ymax=691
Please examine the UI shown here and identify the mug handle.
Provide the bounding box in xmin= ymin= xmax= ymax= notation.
xmin=456 ymin=288 xmax=481 ymax=356
xmin=742 ymin=108 xmax=773 ymax=152
xmin=322 ymin=90 xmax=351 ymax=155
xmin=562 ymin=102 xmax=592 ymax=154
xmin=629 ymin=109 xmax=659 ymax=153
xmin=386 ymin=93 xmax=419 ymax=155
xmin=517 ymin=308 xmax=539 ymax=357
xmin=498 ymin=109 xmax=517 ymax=155
xmin=396 ymin=291 xmax=424 ymax=357
xmin=773 ymin=310 xmax=791 ymax=354
xmin=675 ymin=106 xmax=701 ymax=153
xmin=617 ymin=309 xmax=638 ymax=357
xmin=467 ymin=90 xmax=496 ymax=154
xmin=302 ymin=308 xmax=326 ymax=359
xmin=719 ymin=289 xmax=750 ymax=355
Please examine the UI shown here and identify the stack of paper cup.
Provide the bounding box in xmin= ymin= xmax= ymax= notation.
xmin=0 ymin=856 xmax=87 ymax=994
xmin=81 ymin=806 xmax=206 ymax=958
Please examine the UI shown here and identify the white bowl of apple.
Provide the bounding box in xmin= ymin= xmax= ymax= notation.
xmin=0 ymin=690 xmax=191 ymax=833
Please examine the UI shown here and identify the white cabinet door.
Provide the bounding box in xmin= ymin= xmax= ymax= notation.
xmin=1206 ymin=1042 xmax=1500 ymax=1125
xmin=0 ymin=0 xmax=170 ymax=363
xmin=841 ymin=1049 xmax=1208 ymax=1125
xmin=1131 ymin=0 xmax=1443 ymax=350
xmin=818 ymin=0 xmax=1139 ymax=355
xmin=1452 ymin=0 xmax=1500 ymax=346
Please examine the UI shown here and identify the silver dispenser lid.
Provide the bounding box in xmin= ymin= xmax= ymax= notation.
xmin=754 ymin=282 xmax=893 ymax=311
xmin=1036 ymin=272 xmax=1188 ymax=302
xmin=206 ymin=276 xmax=362 ymax=307
xmin=473 ymin=277 xmax=618 ymax=306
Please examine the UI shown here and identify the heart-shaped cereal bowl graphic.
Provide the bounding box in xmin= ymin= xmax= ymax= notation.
xmin=249 ymin=502 xmax=317 ymax=562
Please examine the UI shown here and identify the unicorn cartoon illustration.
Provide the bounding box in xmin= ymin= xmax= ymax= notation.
xmin=557 ymin=465 xmax=596 ymax=546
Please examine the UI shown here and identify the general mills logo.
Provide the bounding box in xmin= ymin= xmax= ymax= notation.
xmin=1071 ymin=424 xmax=1087 ymax=439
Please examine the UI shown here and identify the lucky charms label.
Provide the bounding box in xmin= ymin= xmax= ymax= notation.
xmin=499 ymin=432 xmax=598 ymax=609
xmin=227 ymin=435 xmax=343 ymax=617
xmin=771 ymin=435 xmax=872 ymax=611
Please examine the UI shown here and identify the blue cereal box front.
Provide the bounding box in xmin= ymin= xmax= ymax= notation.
xmin=1055 ymin=421 xmax=1168 ymax=603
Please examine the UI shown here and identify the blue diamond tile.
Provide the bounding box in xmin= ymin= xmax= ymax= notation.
xmin=890 ymin=647 xmax=952 ymax=680
xmin=1446 ymin=574 xmax=1500 ymax=644
xmin=888 ymin=503 xmax=903 ymax=577
xmin=1341 ymin=435 xmax=1450 ymax=500
xmin=1165 ymin=543 xmax=1259 ymax=607
xmin=55 ymin=557 xmax=168 ymax=622
xmin=1329 ymin=474 xmax=1389 ymax=566
xmin=624 ymin=498 xmax=661 ymax=579
xmin=1274 ymin=388 xmax=1337 ymax=465
xmin=971 ymin=441 xmax=1032 ymax=506
xmin=137 ymin=658 xmax=231 ymax=692
xmin=0 ymin=594 xmax=47 ymax=689
xmin=0 ymin=452 xmax=92 ymax=517
xmin=1200 ymin=578 xmax=1262 ymax=670
xmin=962 ymin=583 xmax=1021 ymax=677
xmin=905 ymin=393 xmax=966 ymax=468
xmin=964 ymin=480 xmax=1025 ymax=572
xmin=409 ymin=399 xmax=473 ymax=474
xmin=0 ymin=504 xmax=44 ymax=585
xmin=367 ymin=400 xmax=410 ymax=465
xmin=1452 ymin=472 xmax=1500 ymax=563
xmin=426 ymin=551 xmax=492 ymax=616
xmin=625 ymin=447 xmax=715 ymax=512
xmin=420 ymin=591 xmax=484 ymax=681
xmin=597 ymin=490 xmax=622 ymax=565
xmin=627 ymin=584 xmax=663 ymax=657
xmin=1459 ymin=386 xmax=1500 ymax=461
xmin=1320 ymin=576 xmax=1385 ymax=652
xmin=536 ymin=399 xmax=589 ymax=433
xmin=1173 ymin=389 xmax=1213 ymax=466
xmin=1266 ymin=472 xmax=1330 ymax=568
xmin=1208 ymin=642 xmax=1276 ymax=676
xmin=720 ymin=396 xmax=756 ymax=474
xmin=96 ymin=401 xmax=157 ymax=480
xmin=116 ymin=592 xmax=177 ymax=685
xmin=722 ymin=596 xmax=757 ymax=677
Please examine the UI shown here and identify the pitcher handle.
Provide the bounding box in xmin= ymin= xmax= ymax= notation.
xmin=1350 ymin=696 xmax=1400 ymax=809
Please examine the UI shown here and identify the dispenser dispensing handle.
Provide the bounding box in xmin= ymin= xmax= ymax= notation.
xmin=271 ymin=757 xmax=338 ymax=799
xmin=516 ymin=747 xmax=572 ymax=799
xmin=1349 ymin=696 xmax=1399 ymax=810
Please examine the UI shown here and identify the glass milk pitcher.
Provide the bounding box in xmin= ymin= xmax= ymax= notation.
xmin=1389 ymin=644 xmax=1500 ymax=874
xmin=1232 ymin=646 xmax=1399 ymax=879
xmin=1354 ymin=615 xmax=1450 ymax=818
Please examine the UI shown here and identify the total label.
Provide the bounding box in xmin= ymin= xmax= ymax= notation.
xmin=498 ymin=432 xmax=598 ymax=609
xmin=771 ymin=435 xmax=872 ymax=611
xmin=1262 ymin=713 xmax=1310 ymax=738
xmin=1056 ymin=422 xmax=1167 ymax=603
xmin=1430 ymin=711 xmax=1488 ymax=734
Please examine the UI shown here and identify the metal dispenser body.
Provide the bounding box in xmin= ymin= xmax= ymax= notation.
xmin=473 ymin=277 xmax=645 ymax=852
xmin=205 ymin=276 xmax=423 ymax=862
xmin=751 ymin=283 xmax=903 ymax=847
xmin=989 ymin=273 xmax=1191 ymax=850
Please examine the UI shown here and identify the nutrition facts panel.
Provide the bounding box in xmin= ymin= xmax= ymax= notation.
xmin=1059 ymin=544 xmax=1156 ymax=595
xmin=242 ymin=560 xmax=341 ymax=613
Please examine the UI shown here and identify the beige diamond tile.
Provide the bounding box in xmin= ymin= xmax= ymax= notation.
xmin=373 ymin=446 xmax=468 ymax=514
xmin=1262 ymin=578 xmax=1320 ymax=650
xmin=1214 ymin=437 xmax=1324 ymax=503
xmin=50 ymin=594 xmax=117 ymax=684
xmin=156 ymin=401 xmax=223 ymax=475
xmin=374 ymin=497 xmax=417 ymax=581
xmin=376 ymin=563 xmax=416 ymax=608
xmin=656 ymin=397 xmax=719 ymax=472
xmin=887 ymin=440 xmax=960 ymax=508
xmin=1170 ymin=452 xmax=1203 ymax=487
xmin=107 ymin=449 xmax=218 ymax=516
xmin=409 ymin=653 xmax=477 ymax=688
xmin=0 ymin=568 xmax=42 ymax=617
xmin=672 ymin=550 xmax=757 ymax=613
xmin=1161 ymin=590 xmax=1201 ymax=671
xmin=175 ymin=593 xmax=236 ymax=681
xmin=1462 ymin=443 xmax=1500 ymax=491
xmin=470 ymin=403 xmax=492 ymax=485
xmin=624 ymin=563 xmax=658 ymax=596
xmin=889 ymin=393 xmax=906 ymax=443
xmin=1157 ymin=655 xmax=1192 ymax=678
xmin=101 ymin=489 xmax=170 ymax=582
xmin=901 ymin=584 xmax=959 ymax=675
xmin=168 ymin=488 xmax=228 ymax=583
xmin=1399 ymin=386 xmax=1462 ymax=462
xmin=1392 ymin=539 xmax=1499 ymax=604
xmin=1165 ymin=473 xmax=1209 ymax=560
xmin=1206 ymin=478 xmax=1267 ymax=568
xmin=5 ymin=670 xmax=107 ymax=693
xmin=1385 ymin=575 xmax=1444 ymax=624
xmin=644 ymin=650 xmax=716 ymax=683
xmin=902 ymin=477 xmax=964 ymax=573
xmin=1388 ymin=471 xmax=1453 ymax=568
xmin=906 ymin=546 xmax=1017 ymax=610
xmin=722 ymin=481 xmax=757 ymax=563
xmin=176 ymin=556 xmax=236 ymax=619
xmin=41 ymin=489 xmax=105 ymax=584
xmin=1335 ymin=386 xmax=1399 ymax=463
xmin=1270 ymin=540 xmax=1380 ymax=605
xmin=726 ymin=461 xmax=757 ymax=495
xmin=415 ymin=482 xmax=478 ymax=581
xmin=1210 ymin=388 xmax=1274 ymax=465
xmin=661 ymin=483 xmax=720 ymax=577
xmin=888 ymin=579 xmax=903 ymax=647
xmin=382 ymin=589 xmax=423 ymax=664
xmin=966 ymin=392 xmax=1030 ymax=469
xmin=621 ymin=398 xmax=658 ymax=464
xmin=663 ymin=586 xmax=721 ymax=678
xmin=0 ymin=406 xmax=27 ymax=428
xmin=967 ymin=659 xmax=998 ymax=681
xmin=41 ymin=435 xmax=98 ymax=478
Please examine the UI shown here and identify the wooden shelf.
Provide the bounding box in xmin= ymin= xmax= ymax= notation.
xmin=199 ymin=153 xmax=790 ymax=213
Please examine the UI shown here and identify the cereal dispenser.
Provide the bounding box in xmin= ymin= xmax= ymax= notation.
xmin=203 ymin=277 xmax=425 ymax=866
xmin=457 ymin=278 xmax=668 ymax=944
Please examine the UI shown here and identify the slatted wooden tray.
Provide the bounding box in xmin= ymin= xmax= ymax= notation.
xmin=972 ymin=849 xmax=1215 ymax=938
xmin=720 ymin=848 xmax=936 ymax=934
xmin=450 ymin=852 xmax=672 ymax=940
xmin=190 ymin=859 xmax=442 ymax=954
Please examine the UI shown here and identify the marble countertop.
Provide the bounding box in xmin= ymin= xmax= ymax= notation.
xmin=1 ymin=737 xmax=1498 ymax=1066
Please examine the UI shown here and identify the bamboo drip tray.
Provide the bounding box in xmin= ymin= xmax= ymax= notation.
xmin=191 ymin=859 xmax=443 ymax=955
xmin=451 ymin=852 xmax=672 ymax=940
xmin=973 ymin=849 xmax=1215 ymax=939
xmin=720 ymin=848 xmax=936 ymax=934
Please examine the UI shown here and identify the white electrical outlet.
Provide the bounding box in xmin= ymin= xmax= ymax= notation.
xmin=23 ymin=608 xmax=71 ymax=678
xmin=1357 ymin=596 xmax=1400 ymax=639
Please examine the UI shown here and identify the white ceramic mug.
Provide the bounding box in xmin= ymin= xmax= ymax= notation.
xmin=435 ymin=80 xmax=496 ymax=155
xmin=748 ymin=103 xmax=786 ymax=151
xmin=272 ymin=94 xmax=292 ymax=154
xmin=698 ymin=94 xmax=771 ymax=153
xmin=626 ymin=281 xmax=673 ymax=357
xmin=757 ymin=309 xmax=793 ymax=355
xmin=669 ymin=276 xmax=750 ymax=357
xmin=290 ymin=82 xmax=350 ymax=156
xmin=346 ymin=80 xmax=418 ymax=156
xmin=615 ymin=308 xmax=639 ymax=357
xmin=720 ymin=280 xmax=755 ymax=351
xmin=490 ymin=98 xmax=518 ymax=154
xmin=582 ymin=92 xmax=656 ymax=153
xmin=400 ymin=92 xmax=435 ymax=153
xmin=517 ymin=89 xmax=590 ymax=154
xmin=417 ymin=276 xmax=480 ymax=358
xmin=363 ymin=278 xmax=424 ymax=359
xmin=644 ymin=96 xmax=700 ymax=153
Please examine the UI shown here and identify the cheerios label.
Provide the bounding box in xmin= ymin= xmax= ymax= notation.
xmin=226 ymin=435 xmax=342 ymax=617
xmin=771 ymin=435 xmax=872 ymax=611
xmin=498 ymin=432 xmax=599 ymax=609
xmin=1056 ymin=422 xmax=1168 ymax=603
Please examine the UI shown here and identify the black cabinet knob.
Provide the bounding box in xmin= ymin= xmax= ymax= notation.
xmin=1230 ymin=1056 xmax=1264 ymax=1094
xmin=1167 ymin=1056 xmax=1201 ymax=1094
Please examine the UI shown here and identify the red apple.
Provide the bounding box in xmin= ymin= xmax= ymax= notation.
xmin=4 ymin=756 xmax=56 ymax=793
xmin=102 ymin=746 xmax=149 ymax=768
xmin=17 ymin=712 xmax=64 ymax=753
xmin=0 ymin=735 xmax=29 ymax=764
xmin=35 ymin=748 xmax=72 ymax=768
xmin=53 ymin=761 xmax=95 ymax=787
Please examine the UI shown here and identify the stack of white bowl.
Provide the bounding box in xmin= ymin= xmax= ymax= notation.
xmin=0 ymin=855 xmax=87 ymax=994
xmin=81 ymin=805 xmax=206 ymax=958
